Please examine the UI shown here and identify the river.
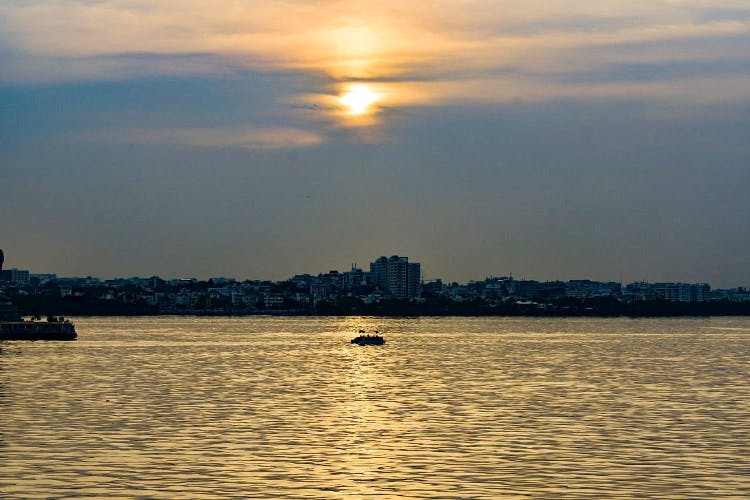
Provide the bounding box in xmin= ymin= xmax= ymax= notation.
xmin=1 ymin=316 xmax=749 ymax=498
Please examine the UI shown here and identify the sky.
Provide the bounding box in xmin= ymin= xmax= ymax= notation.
xmin=1 ymin=0 xmax=749 ymax=286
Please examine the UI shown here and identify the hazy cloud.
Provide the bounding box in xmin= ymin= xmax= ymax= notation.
xmin=79 ymin=126 xmax=324 ymax=150
xmin=2 ymin=1 xmax=748 ymax=107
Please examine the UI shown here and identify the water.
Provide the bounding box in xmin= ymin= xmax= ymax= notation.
xmin=2 ymin=316 xmax=749 ymax=499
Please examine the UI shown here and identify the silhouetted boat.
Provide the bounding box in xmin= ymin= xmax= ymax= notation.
xmin=351 ymin=330 xmax=385 ymax=346
xmin=0 ymin=319 xmax=77 ymax=341
xmin=0 ymin=294 xmax=77 ymax=341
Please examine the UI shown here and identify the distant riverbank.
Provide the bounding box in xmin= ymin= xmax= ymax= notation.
xmin=11 ymin=295 xmax=750 ymax=318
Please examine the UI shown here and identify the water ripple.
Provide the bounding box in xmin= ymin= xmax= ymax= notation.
xmin=1 ymin=316 xmax=749 ymax=498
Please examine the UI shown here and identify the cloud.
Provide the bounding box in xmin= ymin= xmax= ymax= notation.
xmin=2 ymin=1 xmax=748 ymax=109
xmin=0 ymin=50 xmax=235 ymax=83
xmin=80 ymin=126 xmax=325 ymax=150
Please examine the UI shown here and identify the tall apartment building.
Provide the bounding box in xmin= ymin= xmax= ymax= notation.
xmin=387 ymin=256 xmax=408 ymax=298
xmin=369 ymin=255 xmax=421 ymax=299
xmin=370 ymin=257 xmax=389 ymax=291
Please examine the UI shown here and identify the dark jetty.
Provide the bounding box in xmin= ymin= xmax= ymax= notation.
xmin=351 ymin=329 xmax=385 ymax=346
xmin=1 ymin=293 xmax=77 ymax=341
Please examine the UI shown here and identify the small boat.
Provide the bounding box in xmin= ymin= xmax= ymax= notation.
xmin=351 ymin=330 xmax=385 ymax=346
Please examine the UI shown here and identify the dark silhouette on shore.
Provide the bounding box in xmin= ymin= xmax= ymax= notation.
xmin=7 ymin=292 xmax=750 ymax=317
xmin=1 ymin=248 xmax=747 ymax=318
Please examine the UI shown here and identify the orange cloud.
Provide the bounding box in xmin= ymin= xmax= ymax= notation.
xmin=3 ymin=1 xmax=748 ymax=106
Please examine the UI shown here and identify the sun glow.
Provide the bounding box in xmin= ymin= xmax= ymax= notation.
xmin=339 ymin=84 xmax=379 ymax=115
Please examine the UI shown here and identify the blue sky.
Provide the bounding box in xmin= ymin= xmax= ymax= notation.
xmin=1 ymin=1 xmax=749 ymax=285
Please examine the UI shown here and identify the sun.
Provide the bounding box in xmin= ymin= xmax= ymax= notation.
xmin=339 ymin=84 xmax=379 ymax=115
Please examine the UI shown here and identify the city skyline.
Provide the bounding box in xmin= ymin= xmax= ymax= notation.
xmin=5 ymin=250 xmax=749 ymax=318
xmin=1 ymin=1 xmax=749 ymax=288
xmin=2 ymin=249 xmax=748 ymax=288
xmin=2 ymin=247 xmax=748 ymax=291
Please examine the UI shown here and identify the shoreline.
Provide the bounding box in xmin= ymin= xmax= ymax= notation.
xmin=9 ymin=295 xmax=750 ymax=319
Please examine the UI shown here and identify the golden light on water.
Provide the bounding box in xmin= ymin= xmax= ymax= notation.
xmin=339 ymin=84 xmax=380 ymax=116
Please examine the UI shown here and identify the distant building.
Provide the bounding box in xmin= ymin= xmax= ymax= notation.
xmin=369 ymin=255 xmax=421 ymax=298
xmin=654 ymin=283 xmax=710 ymax=302
xmin=310 ymin=279 xmax=333 ymax=301
xmin=692 ymin=283 xmax=710 ymax=302
xmin=449 ymin=285 xmax=477 ymax=302
xmin=1 ymin=268 xmax=30 ymax=283
xmin=210 ymin=277 xmax=235 ymax=285
xmin=387 ymin=256 xmax=409 ymax=298
xmin=30 ymin=273 xmax=57 ymax=284
xmin=291 ymin=274 xmax=313 ymax=289
xmin=263 ymin=293 xmax=283 ymax=308
xmin=370 ymin=257 xmax=388 ymax=292
xmin=626 ymin=282 xmax=710 ymax=302
xmin=711 ymin=287 xmax=750 ymax=302
xmin=503 ymin=279 xmax=540 ymax=299
xmin=343 ymin=265 xmax=367 ymax=290
xmin=422 ymin=279 xmax=444 ymax=297
xmin=408 ymin=262 xmax=421 ymax=299
xmin=566 ymin=280 xmax=621 ymax=298
xmin=625 ymin=282 xmax=657 ymax=301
